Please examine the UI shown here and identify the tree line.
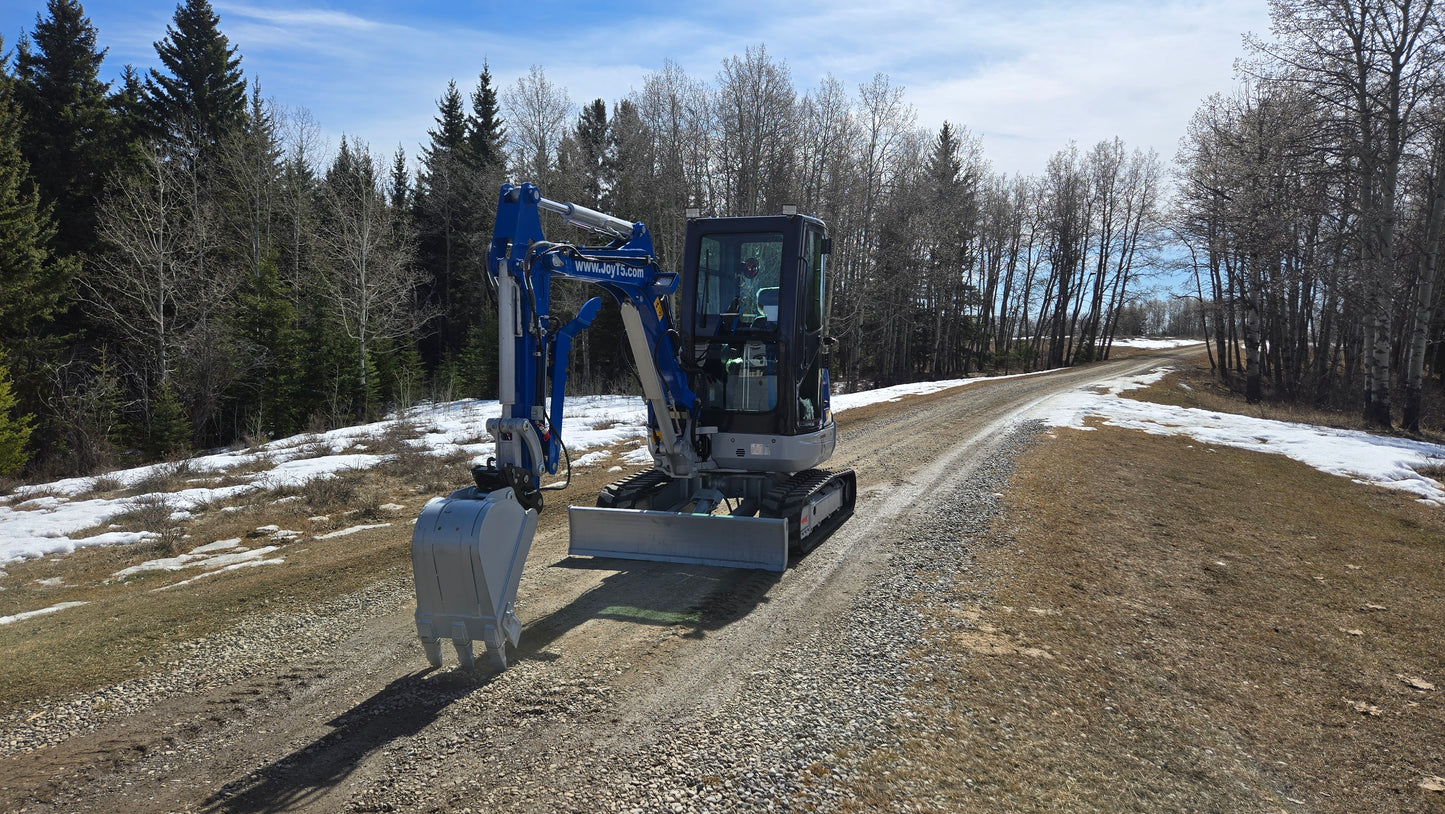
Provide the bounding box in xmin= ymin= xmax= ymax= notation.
xmin=1174 ymin=0 xmax=1445 ymax=431
xmin=0 ymin=0 xmax=1217 ymax=479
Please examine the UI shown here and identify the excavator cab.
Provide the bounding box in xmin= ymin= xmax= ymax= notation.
xmin=680 ymin=213 xmax=836 ymax=472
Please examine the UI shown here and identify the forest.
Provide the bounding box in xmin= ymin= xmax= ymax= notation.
xmin=0 ymin=0 xmax=1440 ymax=479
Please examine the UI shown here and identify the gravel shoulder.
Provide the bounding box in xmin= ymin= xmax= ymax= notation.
xmin=0 ymin=348 xmax=1231 ymax=813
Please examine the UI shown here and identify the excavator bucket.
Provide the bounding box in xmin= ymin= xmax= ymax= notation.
xmin=567 ymin=507 xmax=789 ymax=571
xmin=411 ymin=487 xmax=537 ymax=669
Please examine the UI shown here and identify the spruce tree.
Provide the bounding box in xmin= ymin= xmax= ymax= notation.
xmin=389 ymin=145 xmax=412 ymax=216
xmin=416 ymin=80 xmax=477 ymax=368
xmin=467 ymin=62 xmax=506 ymax=176
xmin=13 ymin=0 xmax=117 ymax=258
xmin=575 ymin=99 xmax=608 ymax=206
xmin=147 ymin=380 xmax=190 ymax=457
xmin=0 ymin=359 xmax=34 ymax=476
xmin=110 ymin=65 xmax=148 ymax=148
xmin=221 ymin=82 xmax=281 ymax=279
xmin=142 ymin=0 xmax=246 ymax=155
xmin=0 ymin=45 xmax=74 ymax=352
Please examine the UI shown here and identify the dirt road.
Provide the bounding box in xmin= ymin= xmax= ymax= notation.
xmin=0 ymin=349 xmax=1194 ymax=813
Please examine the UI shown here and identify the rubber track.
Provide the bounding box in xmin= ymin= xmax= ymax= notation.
xmin=759 ymin=468 xmax=857 ymax=553
xmin=596 ymin=469 xmax=672 ymax=509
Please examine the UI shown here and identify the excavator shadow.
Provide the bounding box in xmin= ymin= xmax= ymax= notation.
xmin=519 ymin=556 xmax=783 ymax=649
xmin=202 ymin=666 xmax=485 ymax=813
xmin=203 ymin=559 xmax=779 ymax=813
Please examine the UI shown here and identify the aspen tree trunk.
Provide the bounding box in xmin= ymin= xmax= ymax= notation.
xmin=1244 ymin=254 xmax=1264 ymax=403
xmin=1403 ymin=129 xmax=1445 ymax=431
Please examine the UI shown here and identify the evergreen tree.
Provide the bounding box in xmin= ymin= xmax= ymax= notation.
xmin=606 ymin=98 xmax=652 ymax=219
xmin=276 ymin=129 xmax=319 ymax=290
xmin=221 ymin=82 xmax=281 ymax=279
xmin=230 ymin=251 xmax=300 ymax=438
xmin=392 ymin=339 xmax=427 ymax=408
xmin=455 ymin=324 xmax=497 ymax=399
xmin=0 ymin=51 xmax=73 ymax=352
xmin=415 ymin=80 xmax=478 ymax=368
xmin=388 ymin=145 xmax=411 ymax=217
xmin=13 ymin=0 xmax=117 ymax=258
xmin=0 ymin=359 xmax=34 ymax=476
xmin=142 ymin=0 xmax=246 ymax=155
xmin=575 ymin=99 xmax=608 ymax=206
xmin=147 ymin=380 xmax=190 ymax=457
xmin=110 ymin=65 xmax=148 ymax=145
xmin=467 ymin=62 xmax=505 ymax=176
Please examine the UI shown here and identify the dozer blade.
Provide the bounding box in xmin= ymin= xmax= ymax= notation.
xmin=567 ymin=506 xmax=788 ymax=571
xmin=412 ymin=487 xmax=537 ymax=669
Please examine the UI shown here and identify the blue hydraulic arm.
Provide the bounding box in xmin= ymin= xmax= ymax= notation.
xmin=485 ymin=183 xmax=698 ymax=489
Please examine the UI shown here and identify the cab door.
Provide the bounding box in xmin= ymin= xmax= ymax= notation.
xmin=794 ymin=224 xmax=829 ymax=433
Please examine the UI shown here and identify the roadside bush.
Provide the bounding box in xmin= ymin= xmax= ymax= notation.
xmin=90 ymin=474 xmax=123 ymax=492
xmin=112 ymin=494 xmax=184 ymax=556
xmin=295 ymin=472 xmax=361 ymax=513
xmin=128 ymin=458 xmax=198 ymax=495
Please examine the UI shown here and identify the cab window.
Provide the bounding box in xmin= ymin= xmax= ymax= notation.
xmin=694 ymin=232 xmax=784 ymax=336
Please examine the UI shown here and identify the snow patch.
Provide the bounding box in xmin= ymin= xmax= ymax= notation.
xmin=152 ymin=559 xmax=285 ymax=591
xmin=112 ymin=545 xmax=281 ymax=580
xmin=571 ymin=449 xmax=613 ymax=467
xmin=316 ymin=523 xmax=392 ymax=539
xmin=190 ymin=538 xmax=242 ymax=554
xmin=0 ymin=601 xmax=89 ymax=626
xmin=1036 ymin=367 xmax=1445 ymax=506
xmin=1110 ymin=338 xmax=1207 ymax=349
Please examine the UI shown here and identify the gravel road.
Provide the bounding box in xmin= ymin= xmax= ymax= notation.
xmin=0 ymin=350 xmax=1192 ymax=813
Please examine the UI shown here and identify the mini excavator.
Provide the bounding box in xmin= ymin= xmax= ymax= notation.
xmin=410 ymin=183 xmax=856 ymax=669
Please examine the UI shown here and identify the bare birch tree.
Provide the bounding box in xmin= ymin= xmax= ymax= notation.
xmin=314 ymin=138 xmax=425 ymax=416
xmin=86 ymin=141 xmax=233 ymax=414
xmin=503 ymin=65 xmax=572 ymax=188
xmin=714 ymin=45 xmax=797 ymax=216
xmin=1248 ymin=0 xmax=1442 ymax=426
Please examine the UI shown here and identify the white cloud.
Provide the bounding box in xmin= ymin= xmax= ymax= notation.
xmin=86 ymin=0 xmax=1271 ymax=177
xmin=850 ymin=0 xmax=1271 ymax=175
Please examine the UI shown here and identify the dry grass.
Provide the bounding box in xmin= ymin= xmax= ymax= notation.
xmin=0 ymin=454 xmax=461 ymax=712
xmin=841 ymin=369 xmax=1445 ymax=813
xmin=105 ymin=495 xmax=185 ymax=556
xmin=123 ymin=459 xmax=203 ymax=497
xmin=0 ymin=536 xmax=411 ymax=712
xmin=0 ymin=490 xmax=415 ymax=712
xmin=0 ymin=418 xmax=621 ymax=712
xmin=86 ymin=474 xmax=124 ymax=495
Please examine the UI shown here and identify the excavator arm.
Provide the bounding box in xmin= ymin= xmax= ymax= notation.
xmin=412 ymin=183 xmax=703 ymax=670
xmin=487 ymin=183 xmax=699 ymax=485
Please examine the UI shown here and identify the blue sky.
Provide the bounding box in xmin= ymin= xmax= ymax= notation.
xmin=3 ymin=0 xmax=1272 ymax=177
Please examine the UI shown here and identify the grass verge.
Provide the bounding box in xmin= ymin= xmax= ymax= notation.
xmin=0 ymin=438 xmax=625 ymax=714
xmin=842 ymin=363 xmax=1445 ymax=813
